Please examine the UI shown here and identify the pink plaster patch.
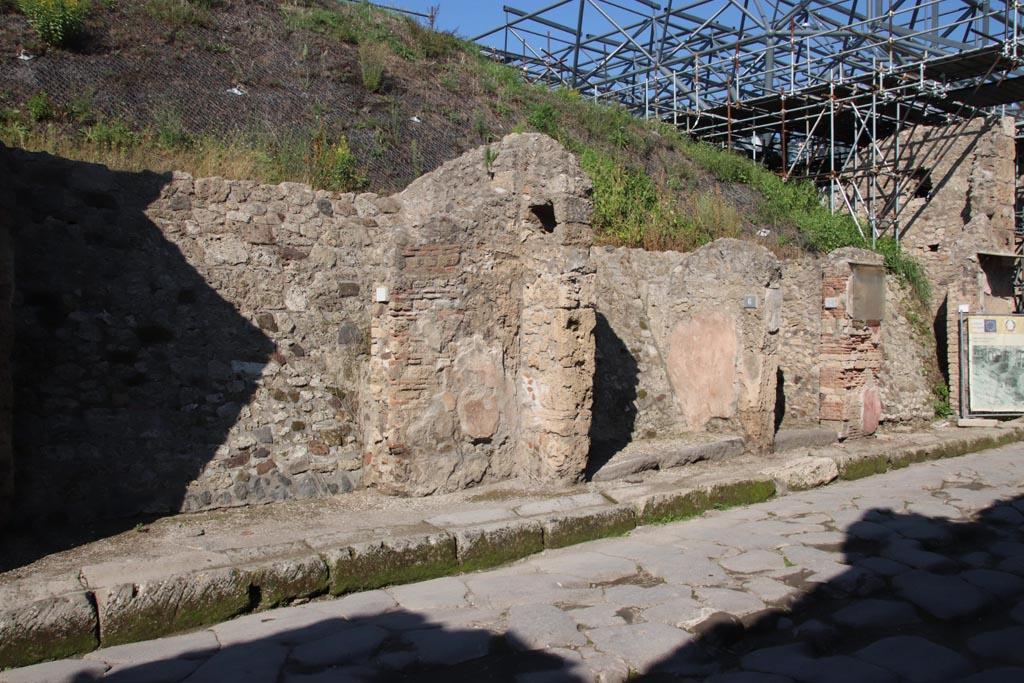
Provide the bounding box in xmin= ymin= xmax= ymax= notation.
xmin=861 ymin=388 xmax=882 ymax=435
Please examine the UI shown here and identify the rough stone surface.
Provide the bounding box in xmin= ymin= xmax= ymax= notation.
xmin=0 ymin=592 xmax=99 ymax=668
xmin=765 ymin=456 xmax=839 ymax=491
xmin=591 ymin=241 xmax=782 ymax=454
xmin=0 ymin=134 xmax=596 ymax=520
xmin=95 ymin=569 xmax=251 ymax=647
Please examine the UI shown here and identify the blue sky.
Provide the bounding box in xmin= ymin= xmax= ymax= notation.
xmin=374 ymin=1 xmax=581 ymax=45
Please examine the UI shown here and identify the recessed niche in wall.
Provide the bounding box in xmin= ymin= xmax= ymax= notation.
xmin=978 ymin=252 xmax=1017 ymax=300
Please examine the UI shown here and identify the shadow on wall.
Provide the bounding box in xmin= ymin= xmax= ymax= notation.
xmin=0 ymin=146 xmax=274 ymax=571
xmin=43 ymin=494 xmax=1024 ymax=681
xmin=586 ymin=312 xmax=639 ymax=478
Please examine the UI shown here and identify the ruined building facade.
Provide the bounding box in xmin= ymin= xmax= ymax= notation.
xmin=0 ymin=119 xmax=1015 ymax=527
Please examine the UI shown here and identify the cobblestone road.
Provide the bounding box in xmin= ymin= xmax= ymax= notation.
xmin=4 ymin=443 xmax=1024 ymax=683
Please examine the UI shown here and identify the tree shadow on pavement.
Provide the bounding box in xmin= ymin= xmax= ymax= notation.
xmin=634 ymin=493 xmax=1024 ymax=682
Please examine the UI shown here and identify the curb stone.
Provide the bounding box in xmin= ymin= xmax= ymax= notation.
xmin=2 ymin=424 xmax=1023 ymax=669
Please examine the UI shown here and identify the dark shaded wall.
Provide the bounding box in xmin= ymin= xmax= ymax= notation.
xmin=1 ymin=146 xmax=281 ymax=529
xmin=0 ymin=192 xmax=12 ymax=528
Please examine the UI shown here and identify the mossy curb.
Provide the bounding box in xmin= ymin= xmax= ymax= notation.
xmin=0 ymin=593 xmax=99 ymax=669
xmin=244 ymin=554 xmax=330 ymax=610
xmin=839 ymin=427 xmax=1024 ymax=480
xmin=454 ymin=520 xmax=544 ymax=572
xmin=96 ymin=569 xmax=252 ymax=648
xmin=541 ymin=505 xmax=637 ymax=549
xmin=636 ymin=479 xmax=777 ymax=526
xmin=326 ymin=533 xmax=458 ymax=595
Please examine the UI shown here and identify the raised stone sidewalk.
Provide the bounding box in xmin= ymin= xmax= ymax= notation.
xmin=1 ymin=423 xmax=1021 ymax=671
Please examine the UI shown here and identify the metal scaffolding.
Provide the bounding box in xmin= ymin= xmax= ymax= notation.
xmin=475 ymin=0 xmax=1024 ymax=250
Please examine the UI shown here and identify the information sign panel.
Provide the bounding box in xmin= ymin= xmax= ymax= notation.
xmin=964 ymin=314 xmax=1024 ymax=414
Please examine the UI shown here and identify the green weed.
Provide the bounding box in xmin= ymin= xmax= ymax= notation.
xmin=19 ymin=0 xmax=90 ymax=46
xmin=26 ymin=91 xmax=55 ymax=122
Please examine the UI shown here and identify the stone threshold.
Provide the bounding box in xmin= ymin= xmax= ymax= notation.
xmin=1 ymin=423 xmax=1021 ymax=669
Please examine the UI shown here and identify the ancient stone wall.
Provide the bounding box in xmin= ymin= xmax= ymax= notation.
xmin=0 ymin=215 xmax=11 ymax=528
xmin=866 ymin=116 xmax=1018 ymax=415
xmin=361 ymin=134 xmax=596 ymax=495
xmin=777 ymin=252 xmax=933 ymax=433
xmin=591 ymin=240 xmax=782 ymax=454
xmin=777 ymin=259 xmax=823 ymax=428
xmin=2 ymin=133 xmax=594 ymax=524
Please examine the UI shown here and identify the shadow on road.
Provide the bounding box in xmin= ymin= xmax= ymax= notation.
xmin=30 ymin=492 xmax=1022 ymax=682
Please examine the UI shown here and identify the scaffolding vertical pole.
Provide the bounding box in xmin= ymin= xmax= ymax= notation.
xmin=830 ymin=76 xmax=836 ymax=215
xmin=894 ymin=99 xmax=901 ymax=246
xmin=781 ymin=90 xmax=788 ymax=178
xmin=870 ymin=62 xmax=878 ymax=250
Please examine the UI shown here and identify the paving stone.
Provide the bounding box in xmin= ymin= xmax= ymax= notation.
xmin=967 ymin=626 xmax=1024 ymax=664
xmin=281 ymin=666 xmax=376 ymax=683
xmin=743 ymin=577 xmax=803 ymax=605
xmin=211 ymin=605 xmax=348 ymax=647
xmin=961 ymin=569 xmax=1024 ymax=598
xmin=85 ymin=630 xmax=220 ymax=665
xmin=0 ymin=658 xmax=108 ymax=683
xmin=306 ymin=590 xmax=397 ymax=619
xmin=705 ymin=673 xmax=795 ymax=683
xmin=881 ymin=541 xmax=958 ymax=573
xmin=402 ymin=627 xmax=493 ymax=665
xmin=831 ymin=599 xmax=919 ymax=629
xmin=853 ymin=557 xmax=910 ymax=577
xmin=642 ymin=597 xmax=708 ymax=628
xmin=1012 ymin=601 xmax=1024 ymax=624
xmin=794 ymin=655 xmax=899 ymax=683
xmin=567 ymin=604 xmax=627 ymax=628
xmin=179 ymin=641 xmax=288 ymax=683
xmin=845 ymin=521 xmax=897 ymax=541
xmin=741 ymin=643 xmax=815 ymax=678
xmin=579 ymin=651 xmax=631 ymax=683
xmin=586 ymin=623 xmax=696 ymax=672
xmin=962 ymin=667 xmax=1024 ymax=683
xmin=783 ymin=531 xmax=847 ymax=547
xmin=601 ymin=582 xmax=684 ymax=608
xmin=103 ymin=658 xmax=204 ymax=683
xmin=991 ymin=542 xmax=1024 ymax=559
xmin=507 ymin=604 xmax=587 ymax=650
xmin=996 ymin=556 xmax=1024 ymax=576
xmin=527 ymin=551 xmax=638 ymax=583
xmin=640 ymin=552 xmax=731 ymax=586
xmin=983 ymin=505 xmax=1024 ymax=526
xmin=892 ymin=570 xmax=994 ymax=620
xmin=885 ymin=518 xmax=952 ymax=543
xmin=720 ymin=550 xmax=788 ymax=574
xmin=694 ymin=587 xmax=766 ymax=616
xmin=289 ymin=624 xmax=388 ymax=668
xmin=855 ymin=636 xmax=974 ymax=682
xmin=387 ymin=577 xmax=469 ymax=611
xmin=959 ymin=551 xmax=995 ymax=569
xmin=465 ymin=573 xmax=599 ymax=609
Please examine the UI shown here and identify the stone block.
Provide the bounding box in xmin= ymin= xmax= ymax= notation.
xmin=243 ymin=553 xmax=329 ymax=609
xmin=660 ymin=437 xmax=745 ymax=468
xmin=0 ymin=592 xmax=99 ymax=668
xmin=773 ymin=429 xmax=838 ymax=451
xmin=454 ymin=519 xmax=544 ymax=571
xmin=765 ymin=456 xmax=839 ymax=491
xmin=95 ymin=568 xmax=251 ymax=647
xmin=635 ymin=479 xmax=776 ymax=526
xmin=325 ymin=532 xmax=457 ymax=595
xmin=540 ymin=505 xmax=637 ymax=549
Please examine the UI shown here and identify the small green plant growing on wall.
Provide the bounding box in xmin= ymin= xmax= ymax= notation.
xmin=26 ymin=91 xmax=55 ymax=121
xmin=483 ymin=145 xmax=498 ymax=177
xmin=19 ymin=0 xmax=90 ymax=46
xmin=307 ymin=130 xmax=366 ymax=192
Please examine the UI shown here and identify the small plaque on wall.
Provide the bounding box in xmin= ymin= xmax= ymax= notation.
xmin=848 ymin=263 xmax=885 ymax=321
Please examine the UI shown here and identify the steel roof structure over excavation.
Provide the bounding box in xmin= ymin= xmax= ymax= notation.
xmin=475 ymin=0 xmax=1024 ymax=256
